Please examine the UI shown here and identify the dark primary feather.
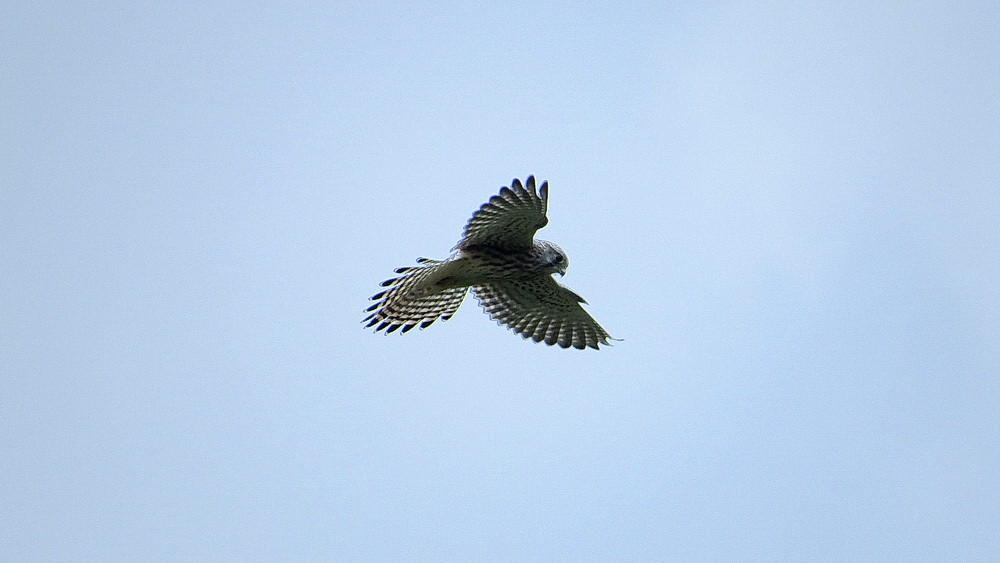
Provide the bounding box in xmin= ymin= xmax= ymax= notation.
xmin=455 ymin=176 xmax=549 ymax=252
xmin=472 ymin=277 xmax=612 ymax=350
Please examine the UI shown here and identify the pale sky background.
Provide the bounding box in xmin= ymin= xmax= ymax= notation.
xmin=3 ymin=1 xmax=998 ymax=559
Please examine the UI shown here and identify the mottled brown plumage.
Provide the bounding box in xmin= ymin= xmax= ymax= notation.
xmin=364 ymin=176 xmax=613 ymax=349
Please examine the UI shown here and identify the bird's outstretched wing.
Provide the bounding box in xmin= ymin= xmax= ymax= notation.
xmin=364 ymin=258 xmax=468 ymax=334
xmin=455 ymin=176 xmax=548 ymax=252
xmin=472 ymin=277 xmax=613 ymax=349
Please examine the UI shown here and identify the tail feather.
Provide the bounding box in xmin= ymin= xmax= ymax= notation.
xmin=364 ymin=258 xmax=469 ymax=334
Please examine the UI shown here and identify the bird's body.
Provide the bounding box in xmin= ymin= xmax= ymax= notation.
xmin=364 ymin=176 xmax=613 ymax=349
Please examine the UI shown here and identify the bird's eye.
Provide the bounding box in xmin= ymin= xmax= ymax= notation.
xmin=554 ymin=255 xmax=564 ymax=263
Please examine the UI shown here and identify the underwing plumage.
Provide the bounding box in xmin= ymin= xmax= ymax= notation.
xmin=364 ymin=176 xmax=614 ymax=349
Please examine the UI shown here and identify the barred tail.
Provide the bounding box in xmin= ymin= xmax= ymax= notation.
xmin=363 ymin=258 xmax=469 ymax=334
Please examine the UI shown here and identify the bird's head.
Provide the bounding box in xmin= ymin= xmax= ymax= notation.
xmin=534 ymin=240 xmax=569 ymax=276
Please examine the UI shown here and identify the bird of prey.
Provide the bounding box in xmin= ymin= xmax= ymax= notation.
xmin=364 ymin=176 xmax=614 ymax=349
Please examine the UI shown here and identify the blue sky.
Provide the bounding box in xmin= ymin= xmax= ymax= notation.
xmin=3 ymin=1 xmax=998 ymax=559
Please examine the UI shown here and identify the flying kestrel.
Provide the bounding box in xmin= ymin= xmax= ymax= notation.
xmin=364 ymin=176 xmax=614 ymax=349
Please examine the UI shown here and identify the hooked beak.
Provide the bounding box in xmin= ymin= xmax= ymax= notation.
xmin=556 ymin=266 xmax=566 ymax=277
